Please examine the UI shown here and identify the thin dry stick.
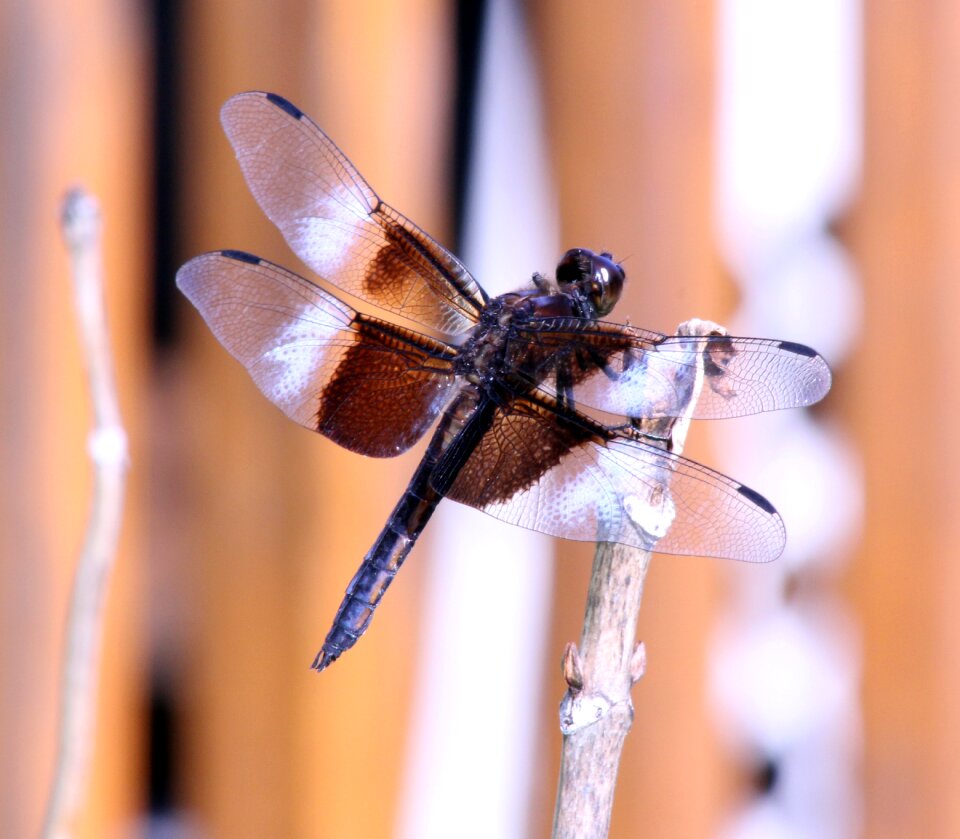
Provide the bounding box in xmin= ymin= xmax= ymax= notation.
xmin=552 ymin=541 xmax=651 ymax=839
xmin=551 ymin=319 xmax=728 ymax=839
xmin=41 ymin=188 xmax=129 ymax=839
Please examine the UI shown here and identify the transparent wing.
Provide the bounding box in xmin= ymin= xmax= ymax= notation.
xmin=445 ymin=395 xmax=785 ymax=561
xmin=220 ymin=91 xmax=487 ymax=335
xmin=513 ymin=319 xmax=831 ymax=420
xmin=177 ymin=250 xmax=458 ymax=457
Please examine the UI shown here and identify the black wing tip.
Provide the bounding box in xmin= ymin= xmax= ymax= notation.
xmin=777 ymin=339 xmax=819 ymax=359
xmin=735 ymin=483 xmax=785 ymax=563
xmin=222 ymin=91 xmax=304 ymax=120
xmin=265 ymin=92 xmax=304 ymax=120
xmin=219 ymin=248 xmax=261 ymax=265
xmin=777 ymin=339 xmax=833 ymax=407
xmin=736 ymin=483 xmax=777 ymax=516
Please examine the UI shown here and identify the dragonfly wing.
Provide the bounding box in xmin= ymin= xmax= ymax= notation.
xmin=177 ymin=250 xmax=458 ymax=457
xmin=220 ymin=91 xmax=488 ymax=335
xmin=444 ymin=394 xmax=784 ymax=561
xmin=515 ymin=320 xmax=831 ymax=420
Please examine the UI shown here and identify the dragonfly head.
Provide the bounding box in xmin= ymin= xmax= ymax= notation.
xmin=556 ymin=248 xmax=625 ymax=318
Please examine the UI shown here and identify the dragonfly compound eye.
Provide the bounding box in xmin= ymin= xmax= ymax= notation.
xmin=590 ymin=253 xmax=625 ymax=317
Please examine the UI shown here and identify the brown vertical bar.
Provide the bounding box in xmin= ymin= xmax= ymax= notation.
xmin=847 ymin=3 xmax=960 ymax=837
xmin=529 ymin=3 xmax=730 ymax=838
xmin=172 ymin=2 xmax=453 ymax=837
xmin=172 ymin=6 xmax=314 ymax=837
xmin=295 ymin=6 xmax=454 ymax=836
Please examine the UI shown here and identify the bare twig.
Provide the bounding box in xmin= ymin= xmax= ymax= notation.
xmin=552 ymin=542 xmax=651 ymax=838
xmin=551 ymin=319 xmax=728 ymax=839
xmin=41 ymin=188 xmax=129 ymax=839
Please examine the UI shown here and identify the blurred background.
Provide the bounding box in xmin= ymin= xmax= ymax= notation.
xmin=1 ymin=0 xmax=954 ymax=836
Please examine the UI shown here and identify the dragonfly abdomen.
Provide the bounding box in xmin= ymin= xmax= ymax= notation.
xmin=311 ymin=461 xmax=442 ymax=671
xmin=312 ymin=388 xmax=496 ymax=672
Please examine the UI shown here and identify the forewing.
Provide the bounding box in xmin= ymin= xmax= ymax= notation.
xmin=176 ymin=250 xmax=458 ymax=457
xmin=445 ymin=396 xmax=784 ymax=561
xmin=514 ymin=320 xmax=831 ymax=420
xmin=220 ymin=91 xmax=487 ymax=334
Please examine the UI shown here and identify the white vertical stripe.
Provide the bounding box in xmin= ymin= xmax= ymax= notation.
xmin=397 ymin=1 xmax=558 ymax=837
xmin=712 ymin=2 xmax=863 ymax=838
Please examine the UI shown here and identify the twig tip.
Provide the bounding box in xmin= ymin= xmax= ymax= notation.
xmin=60 ymin=186 xmax=102 ymax=251
xmin=561 ymin=642 xmax=584 ymax=692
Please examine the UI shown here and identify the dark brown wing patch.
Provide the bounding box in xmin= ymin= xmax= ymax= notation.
xmin=220 ymin=92 xmax=488 ymax=335
xmin=447 ymin=398 xmax=597 ymax=508
xmin=317 ymin=315 xmax=458 ymax=457
xmin=444 ymin=390 xmax=785 ymax=561
xmin=176 ymin=251 xmax=457 ymax=458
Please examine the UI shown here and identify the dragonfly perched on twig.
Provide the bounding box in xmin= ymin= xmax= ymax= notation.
xmin=177 ymin=92 xmax=831 ymax=672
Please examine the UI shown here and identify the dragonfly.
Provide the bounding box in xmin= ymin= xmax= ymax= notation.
xmin=177 ymin=92 xmax=831 ymax=672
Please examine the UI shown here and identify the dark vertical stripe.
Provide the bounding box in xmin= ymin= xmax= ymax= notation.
xmin=151 ymin=0 xmax=183 ymax=348
xmin=147 ymin=0 xmax=183 ymax=823
xmin=147 ymin=686 xmax=178 ymax=814
xmin=451 ymin=0 xmax=490 ymax=252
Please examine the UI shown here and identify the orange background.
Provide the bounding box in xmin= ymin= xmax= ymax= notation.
xmin=1 ymin=2 xmax=954 ymax=837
